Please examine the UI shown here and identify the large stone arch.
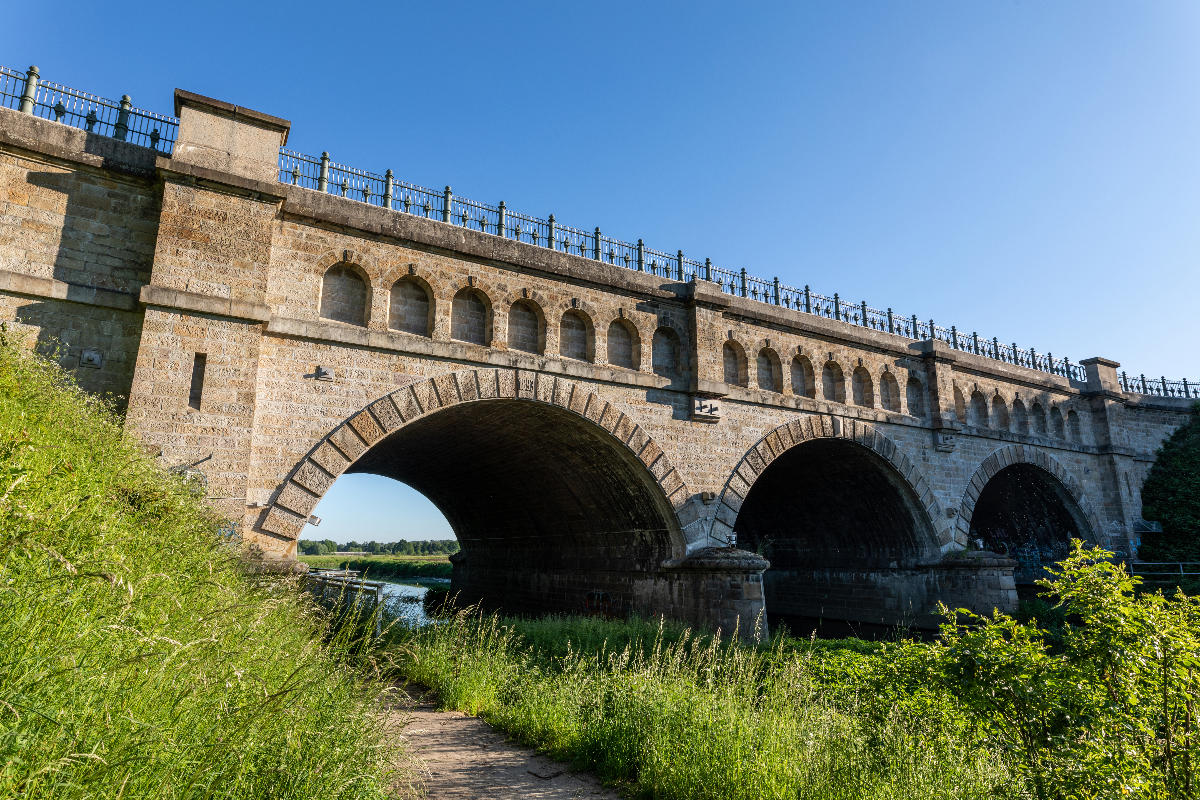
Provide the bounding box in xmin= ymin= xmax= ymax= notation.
xmin=956 ymin=445 xmax=1104 ymax=585
xmin=710 ymin=414 xmax=948 ymax=550
xmin=260 ymin=368 xmax=692 ymax=549
xmin=249 ymin=368 xmax=777 ymax=630
xmin=955 ymin=445 xmax=1101 ymax=545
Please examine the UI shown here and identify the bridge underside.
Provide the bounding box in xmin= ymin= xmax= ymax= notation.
xmin=348 ymin=399 xmax=745 ymax=623
xmin=735 ymin=439 xmax=1013 ymax=634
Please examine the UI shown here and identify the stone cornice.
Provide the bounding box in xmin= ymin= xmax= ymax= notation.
xmin=0 ymin=269 xmax=138 ymax=311
xmin=139 ymin=284 xmax=271 ymax=323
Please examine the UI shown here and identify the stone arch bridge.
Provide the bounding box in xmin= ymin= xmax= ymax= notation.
xmin=0 ymin=81 xmax=1192 ymax=635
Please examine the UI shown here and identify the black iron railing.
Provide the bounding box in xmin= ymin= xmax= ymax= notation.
xmin=3 ymin=63 xmax=1195 ymax=394
xmin=1 ymin=65 xmax=176 ymax=154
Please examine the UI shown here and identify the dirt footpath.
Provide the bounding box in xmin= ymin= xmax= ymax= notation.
xmin=389 ymin=695 xmax=622 ymax=800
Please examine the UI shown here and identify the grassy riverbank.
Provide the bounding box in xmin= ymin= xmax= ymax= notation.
xmin=393 ymin=551 xmax=1200 ymax=800
xmin=302 ymin=553 xmax=453 ymax=580
xmin=394 ymin=614 xmax=1007 ymax=799
xmin=0 ymin=336 xmax=397 ymax=799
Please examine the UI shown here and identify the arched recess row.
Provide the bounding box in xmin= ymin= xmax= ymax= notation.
xmin=260 ymin=368 xmax=693 ymax=548
xmin=709 ymin=415 xmax=951 ymax=550
xmin=956 ymin=445 xmax=1103 ymax=585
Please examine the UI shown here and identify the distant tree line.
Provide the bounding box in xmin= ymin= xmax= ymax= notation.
xmin=297 ymin=538 xmax=460 ymax=556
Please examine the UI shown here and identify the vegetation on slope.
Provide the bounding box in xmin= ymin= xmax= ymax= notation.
xmin=1138 ymin=402 xmax=1200 ymax=560
xmin=0 ymin=334 xmax=397 ymax=800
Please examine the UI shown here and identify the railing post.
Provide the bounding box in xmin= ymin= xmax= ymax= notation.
xmin=886 ymin=308 xmax=894 ymax=334
xmin=594 ymin=228 xmax=601 ymax=260
xmin=972 ymin=332 xmax=980 ymax=355
xmin=677 ymin=249 xmax=684 ymax=280
xmin=993 ymin=337 xmax=1000 ymax=359
xmin=1030 ymin=347 xmax=1038 ymax=370
xmin=1140 ymin=374 xmax=1148 ymax=393
xmin=636 ymin=238 xmax=644 ymax=271
xmin=740 ymin=269 xmax=748 ymax=297
xmin=114 ymin=95 xmax=131 ymax=141
xmin=1162 ymin=376 xmax=1169 ymax=395
xmin=1185 ymin=378 xmax=1191 ymax=398
xmin=804 ymin=285 xmax=812 ymax=314
xmin=860 ymin=300 xmax=868 ymax=326
xmin=773 ymin=277 xmax=781 ymax=305
xmin=1121 ymin=371 xmax=1128 ymax=392
xmin=929 ymin=319 xmax=935 ymax=341
xmin=339 ymin=178 xmax=348 ymax=197
xmin=442 ymin=186 xmax=452 ymax=223
xmin=912 ymin=314 xmax=919 ymax=337
xmin=317 ymin=152 xmax=330 ymax=193
xmin=383 ymin=170 xmax=394 ymax=209
xmin=704 ymin=257 xmax=712 ymax=282
xmin=18 ymin=65 xmax=38 ymax=114
xmin=497 ymin=201 xmax=506 ymax=237
xmin=950 ymin=325 xmax=958 ymax=349
xmin=833 ymin=293 xmax=840 ymax=320
xmin=1046 ymin=352 xmax=1053 ymax=375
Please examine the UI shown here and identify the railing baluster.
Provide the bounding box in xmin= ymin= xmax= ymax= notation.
xmin=113 ymin=94 xmax=131 ymax=140
xmin=317 ymin=152 xmax=330 ymax=193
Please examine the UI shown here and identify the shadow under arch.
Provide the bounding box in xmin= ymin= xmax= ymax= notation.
xmin=259 ymin=368 xmax=694 ymax=618
xmin=956 ymin=445 xmax=1103 ymax=588
xmin=710 ymin=416 xmax=992 ymax=634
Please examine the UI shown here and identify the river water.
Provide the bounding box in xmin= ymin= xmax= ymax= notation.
xmin=378 ymin=578 xmax=448 ymax=627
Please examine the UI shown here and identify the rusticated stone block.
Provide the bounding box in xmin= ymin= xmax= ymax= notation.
xmin=393 ymin=386 xmax=422 ymax=420
xmin=292 ymin=460 xmax=334 ymax=495
xmin=349 ymin=410 xmax=384 ymax=445
xmin=261 ymin=506 xmax=306 ymax=539
xmin=369 ymin=396 xmax=403 ymax=432
xmin=275 ymin=481 xmax=319 ymax=517
xmin=455 ymin=370 xmax=479 ymax=402
xmin=310 ymin=441 xmax=350 ymax=476
xmin=329 ymin=424 xmax=367 ymax=461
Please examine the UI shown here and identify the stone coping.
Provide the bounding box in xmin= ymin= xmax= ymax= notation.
xmin=174 ymin=89 xmax=291 ymax=143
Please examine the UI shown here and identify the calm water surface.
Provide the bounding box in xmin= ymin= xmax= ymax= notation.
xmin=379 ymin=578 xmax=447 ymax=627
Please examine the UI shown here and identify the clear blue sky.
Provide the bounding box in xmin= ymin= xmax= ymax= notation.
xmin=8 ymin=1 xmax=1198 ymax=542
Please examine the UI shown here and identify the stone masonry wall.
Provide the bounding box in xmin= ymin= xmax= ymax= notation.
xmin=0 ymin=97 xmax=1193 ymax=630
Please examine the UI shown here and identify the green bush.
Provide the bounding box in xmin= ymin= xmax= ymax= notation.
xmin=0 ymin=334 xmax=397 ymax=799
xmin=1139 ymin=402 xmax=1200 ymax=560
xmin=937 ymin=541 xmax=1200 ymax=799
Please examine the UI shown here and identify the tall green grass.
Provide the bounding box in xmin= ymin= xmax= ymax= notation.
xmin=393 ymin=611 xmax=1013 ymax=800
xmin=0 ymin=335 xmax=397 ymax=799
